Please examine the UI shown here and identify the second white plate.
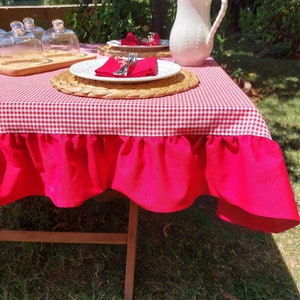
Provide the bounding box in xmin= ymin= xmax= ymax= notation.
xmin=69 ymin=58 xmax=181 ymax=83
xmin=106 ymin=39 xmax=169 ymax=51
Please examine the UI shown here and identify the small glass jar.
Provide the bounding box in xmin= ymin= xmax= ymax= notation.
xmin=0 ymin=29 xmax=6 ymax=40
xmin=0 ymin=21 xmax=46 ymax=64
xmin=23 ymin=17 xmax=45 ymax=41
xmin=42 ymin=19 xmax=80 ymax=57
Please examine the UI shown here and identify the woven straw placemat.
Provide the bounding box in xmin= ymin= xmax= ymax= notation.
xmin=98 ymin=45 xmax=172 ymax=58
xmin=51 ymin=69 xmax=199 ymax=99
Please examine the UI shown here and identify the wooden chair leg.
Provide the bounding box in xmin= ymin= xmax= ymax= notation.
xmin=124 ymin=200 xmax=139 ymax=300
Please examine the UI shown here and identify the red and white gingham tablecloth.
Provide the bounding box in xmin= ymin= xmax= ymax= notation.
xmin=0 ymin=45 xmax=298 ymax=233
xmin=0 ymin=50 xmax=271 ymax=139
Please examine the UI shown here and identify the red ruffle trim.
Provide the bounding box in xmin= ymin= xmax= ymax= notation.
xmin=0 ymin=134 xmax=299 ymax=233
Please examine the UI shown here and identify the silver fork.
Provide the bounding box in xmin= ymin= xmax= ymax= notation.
xmin=124 ymin=52 xmax=137 ymax=76
xmin=113 ymin=52 xmax=137 ymax=76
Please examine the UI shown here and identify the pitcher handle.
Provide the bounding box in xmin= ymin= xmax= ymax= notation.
xmin=207 ymin=0 xmax=228 ymax=46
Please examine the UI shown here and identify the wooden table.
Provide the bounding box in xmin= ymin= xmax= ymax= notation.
xmin=0 ymin=44 xmax=299 ymax=299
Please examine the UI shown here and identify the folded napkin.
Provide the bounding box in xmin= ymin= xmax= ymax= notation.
xmin=95 ymin=56 xmax=158 ymax=78
xmin=121 ymin=32 xmax=160 ymax=46
xmin=120 ymin=32 xmax=139 ymax=45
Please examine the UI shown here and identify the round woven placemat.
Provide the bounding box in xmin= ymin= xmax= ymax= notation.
xmin=98 ymin=45 xmax=172 ymax=58
xmin=51 ymin=69 xmax=199 ymax=100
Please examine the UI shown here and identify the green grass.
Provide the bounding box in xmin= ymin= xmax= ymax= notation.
xmin=0 ymin=196 xmax=299 ymax=299
xmin=0 ymin=39 xmax=299 ymax=299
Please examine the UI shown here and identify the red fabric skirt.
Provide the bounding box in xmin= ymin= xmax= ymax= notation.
xmin=0 ymin=133 xmax=299 ymax=233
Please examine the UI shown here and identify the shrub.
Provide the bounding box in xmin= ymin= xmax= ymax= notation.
xmin=68 ymin=0 xmax=152 ymax=43
xmin=239 ymin=0 xmax=300 ymax=58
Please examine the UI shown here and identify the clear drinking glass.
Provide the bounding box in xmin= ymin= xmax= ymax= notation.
xmin=42 ymin=19 xmax=81 ymax=58
xmin=0 ymin=21 xmax=48 ymax=65
xmin=23 ymin=17 xmax=45 ymax=41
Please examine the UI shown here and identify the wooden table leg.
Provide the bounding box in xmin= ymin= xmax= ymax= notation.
xmin=0 ymin=198 xmax=139 ymax=300
xmin=124 ymin=200 xmax=139 ymax=300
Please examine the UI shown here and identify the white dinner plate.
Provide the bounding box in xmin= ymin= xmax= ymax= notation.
xmin=69 ymin=58 xmax=182 ymax=83
xmin=106 ymin=39 xmax=169 ymax=51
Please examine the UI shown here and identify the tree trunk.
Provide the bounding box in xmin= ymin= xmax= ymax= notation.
xmin=150 ymin=0 xmax=167 ymax=38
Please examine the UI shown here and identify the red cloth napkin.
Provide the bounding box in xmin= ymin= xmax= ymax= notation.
xmin=121 ymin=32 xmax=160 ymax=46
xmin=95 ymin=57 xmax=158 ymax=78
xmin=120 ymin=32 xmax=139 ymax=45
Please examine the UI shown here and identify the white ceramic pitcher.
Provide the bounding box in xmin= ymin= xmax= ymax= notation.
xmin=169 ymin=0 xmax=228 ymax=66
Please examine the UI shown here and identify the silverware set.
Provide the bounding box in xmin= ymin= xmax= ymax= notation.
xmin=113 ymin=52 xmax=137 ymax=76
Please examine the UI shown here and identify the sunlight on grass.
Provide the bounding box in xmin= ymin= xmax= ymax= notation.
xmin=215 ymin=42 xmax=300 ymax=299
xmin=273 ymin=227 xmax=300 ymax=292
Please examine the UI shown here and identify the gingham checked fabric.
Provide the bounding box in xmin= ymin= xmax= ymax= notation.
xmin=0 ymin=48 xmax=271 ymax=139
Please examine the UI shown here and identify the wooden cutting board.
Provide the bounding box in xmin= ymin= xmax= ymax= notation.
xmin=0 ymin=50 xmax=97 ymax=76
